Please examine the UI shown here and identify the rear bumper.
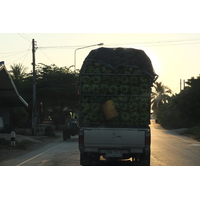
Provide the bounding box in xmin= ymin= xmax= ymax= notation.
xmin=79 ymin=147 xmax=150 ymax=159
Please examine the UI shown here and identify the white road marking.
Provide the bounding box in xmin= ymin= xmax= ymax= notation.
xmin=188 ymin=144 xmax=200 ymax=147
xmin=16 ymin=143 xmax=63 ymax=166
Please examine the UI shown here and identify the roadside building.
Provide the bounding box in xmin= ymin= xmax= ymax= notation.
xmin=0 ymin=62 xmax=28 ymax=132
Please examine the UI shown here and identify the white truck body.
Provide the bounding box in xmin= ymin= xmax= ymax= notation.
xmin=79 ymin=126 xmax=150 ymax=165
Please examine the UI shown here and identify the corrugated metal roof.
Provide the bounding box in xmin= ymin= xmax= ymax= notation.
xmin=0 ymin=65 xmax=28 ymax=107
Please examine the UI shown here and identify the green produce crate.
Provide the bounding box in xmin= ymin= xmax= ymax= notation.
xmin=78 ymin=48 xmax=158 ymax=127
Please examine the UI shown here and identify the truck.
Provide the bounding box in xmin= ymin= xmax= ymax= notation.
xmin=77 ymin=47 xmax=158 ymax=165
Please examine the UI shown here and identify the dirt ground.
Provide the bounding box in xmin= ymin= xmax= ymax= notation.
xmin=0 ymin=131 xmax=60 ymax=162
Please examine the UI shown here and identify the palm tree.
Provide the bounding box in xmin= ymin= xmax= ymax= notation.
xmin=9 ymin=63 xmax=27 ymax=81
xmin=151 ymin=81 xmax=172 ymax=113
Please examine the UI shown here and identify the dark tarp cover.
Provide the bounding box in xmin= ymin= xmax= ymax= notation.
xmin=80 ymin=47 xmax=158 ymax=80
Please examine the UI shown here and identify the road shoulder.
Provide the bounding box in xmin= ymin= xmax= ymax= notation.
xmin=0 ymin=132 xmax=61 ymax=163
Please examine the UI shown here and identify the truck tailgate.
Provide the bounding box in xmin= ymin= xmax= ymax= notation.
xmin=83 ymin=127 xmax=146 ymax=148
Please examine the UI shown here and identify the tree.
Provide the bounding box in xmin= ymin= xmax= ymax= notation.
xmin=7 ymin=63 xmax=30 ymax=128
xmin=36 ymin=64 xmax=79 ymax=124
xmin=156 ymin=95 xmax=190 ymax=129
xmin=175 ymin=75 xmax=200 ymax=125
xmin=151 ymin=81 xmax=172 ymax=113
xmin=156 ymin=75 xmax=200 ymax=129
xmin=9 ymin=63 xmax=31 ymax=100
xmin=8 ymin=63 xmax=80 ymax=127
xmin=9 ymin=63 xmax=27 ymax=81
xmin=13 ymin=107 xmax=29 ymax=128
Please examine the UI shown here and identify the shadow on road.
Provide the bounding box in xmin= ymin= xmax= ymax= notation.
xmin=92 ymin=160 xmax=147 ymax=166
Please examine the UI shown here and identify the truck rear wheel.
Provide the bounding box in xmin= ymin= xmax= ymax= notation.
xmin=139 ymin=153 xmax=150 ymax=166
xmin=80 ymin=154 xmax=92 ymax=166
xmin=140 ymin=157 xmax=150 ymax=166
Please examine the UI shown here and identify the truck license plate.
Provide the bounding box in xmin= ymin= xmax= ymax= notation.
xmin=106 ymin=150 xmax=122 ymax=158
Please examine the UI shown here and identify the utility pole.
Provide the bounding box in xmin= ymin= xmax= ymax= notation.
xmin=180 ymin=79 xmax=186 ymax=92
xmin=180 ymin=79 xmax=182 ymax=92
xmin=32 ymin=39 xmax=37 ymax=136
xmin=183 ymin=79 xmax=185 ymax=89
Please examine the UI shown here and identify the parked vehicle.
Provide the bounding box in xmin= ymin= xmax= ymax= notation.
xmin=63 ymin=112 xmax=79 ymax=141
xmin=77 ymin=47 xmax=158 ymax=165
xmin=38 ymin=120 xmax=56 ymax=136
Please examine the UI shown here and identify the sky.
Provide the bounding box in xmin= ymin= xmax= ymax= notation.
xmin=1 ymin=33 xmax=200 ymax=94
xmin=1 ymin=0 xmax=200 ymax=96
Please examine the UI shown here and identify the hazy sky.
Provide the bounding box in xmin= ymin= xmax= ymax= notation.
xmin=1 ymin=1 xmax=200 ymax=95
xmin=1 ymin=33 xmax=200 ymax=94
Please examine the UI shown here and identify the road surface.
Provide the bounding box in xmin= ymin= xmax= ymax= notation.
xmin=151 ymin=120 xmax=200 ymax=166
xmin=0 ymin=120 xmax=200 ymax=166
xmin=0 ymin=133 xmax=80 ymax=166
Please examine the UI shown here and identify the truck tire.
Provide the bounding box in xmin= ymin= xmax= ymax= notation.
xmin=140 ymin=158 xmax=150 ymax=166
xmin=80 ymin=154 xmax=92 ymax=166
xmin=45 ymin=125 xmax=54 ymax=136
xmin=139 ymin=154 xmax=150 ymax=166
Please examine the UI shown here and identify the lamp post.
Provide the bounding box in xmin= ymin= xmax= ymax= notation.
xmin=74 ymin=43 xmax=104 ymax=71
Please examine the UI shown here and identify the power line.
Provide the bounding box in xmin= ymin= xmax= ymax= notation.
xmin=38 ymin=38 xmax=200 ymax=49
xmin=17 ymin=33 xmax=32 ymax=42
xmin=37 ymin=46 xmax=56 ymax=64
xmin=38 ymin=45 xmax=87 ymax=49
xmin=21 ymin=43 xmax=32 ymax=65
xmin=106 ymin=38 xmax=200 ymax=47
xmin=5 ymin=47 xmax=31 ymax=66
xmin=0 ymin=50 xmax=28 ymax=55
xmin=0 ymin=50 xmax=31 ymax=59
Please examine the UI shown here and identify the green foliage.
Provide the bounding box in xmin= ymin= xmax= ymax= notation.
xmin=16 ymin=140 xmax=34 ymax=150
xmin=36 ymin=64 xmax=78 ymax=108
xmin=156 ymin=97 xmax=190 ymax=129
xmin=151 ymin=82 xmax=172 ymax=112
xmin=80 ymin=61 xmax=152 ymax=126
xmin=9 ymin=63 xmax=28 ymax=81
xmin=176 ymin=77 xmax=200 ymax=122
xmin=156 ymin=75 xmax=200 ymax=129
xmin=10 ymin=63 xmax=79 ymax=126
xmin=181 ymin=126 xmax=200 ymax=140
xmin=36 ymin=64 xmax=79 ymax=123
xmin=13 ymin=107 xmax=29 ymax=128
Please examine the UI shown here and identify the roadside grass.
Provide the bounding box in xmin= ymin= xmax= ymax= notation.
xmin=0 ymin=139 xmax=35 ymax=150
xmin=0 ymin=134 xmax=60 ymax=151
xmin=180 ymin=126 xmax=200 ymax=141
xmin=16 ymin=140 xmax=35 ymax=150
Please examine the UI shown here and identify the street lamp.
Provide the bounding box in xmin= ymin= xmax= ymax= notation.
xmin=74 ymin=43 xmax=104 ymax=71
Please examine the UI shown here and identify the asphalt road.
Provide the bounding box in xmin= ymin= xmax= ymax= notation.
xmin=1 ymin=120 xmax=200 ymax=166
xmin=0 ymin=134 xmax=80 ymax=166
xmin=151 ymin=120 xmax=200 ymax=166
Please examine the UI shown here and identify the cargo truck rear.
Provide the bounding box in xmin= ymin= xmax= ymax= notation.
xmin=77 ymin=47 xmax=157 ymax=165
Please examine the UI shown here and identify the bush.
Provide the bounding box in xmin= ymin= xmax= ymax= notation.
xmin=16 ymin=140 xmax=34 ymax=150
xmin=156 ymin=75 xmax=200 ymax=129
xmin=181 ymin=126 xmax=200 ymax=140
xmin=13 ymin=107 xmax=28 ymax=128
xmin=156 ymin=99 xmax=191 ymax=129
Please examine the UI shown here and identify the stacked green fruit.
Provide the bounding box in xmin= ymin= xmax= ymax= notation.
xmin=80 ymin=60 xmax=151 ymax=127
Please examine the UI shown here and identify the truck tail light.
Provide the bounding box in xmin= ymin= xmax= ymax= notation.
xmin=145 ymin=128 xmax=151 ymax=147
